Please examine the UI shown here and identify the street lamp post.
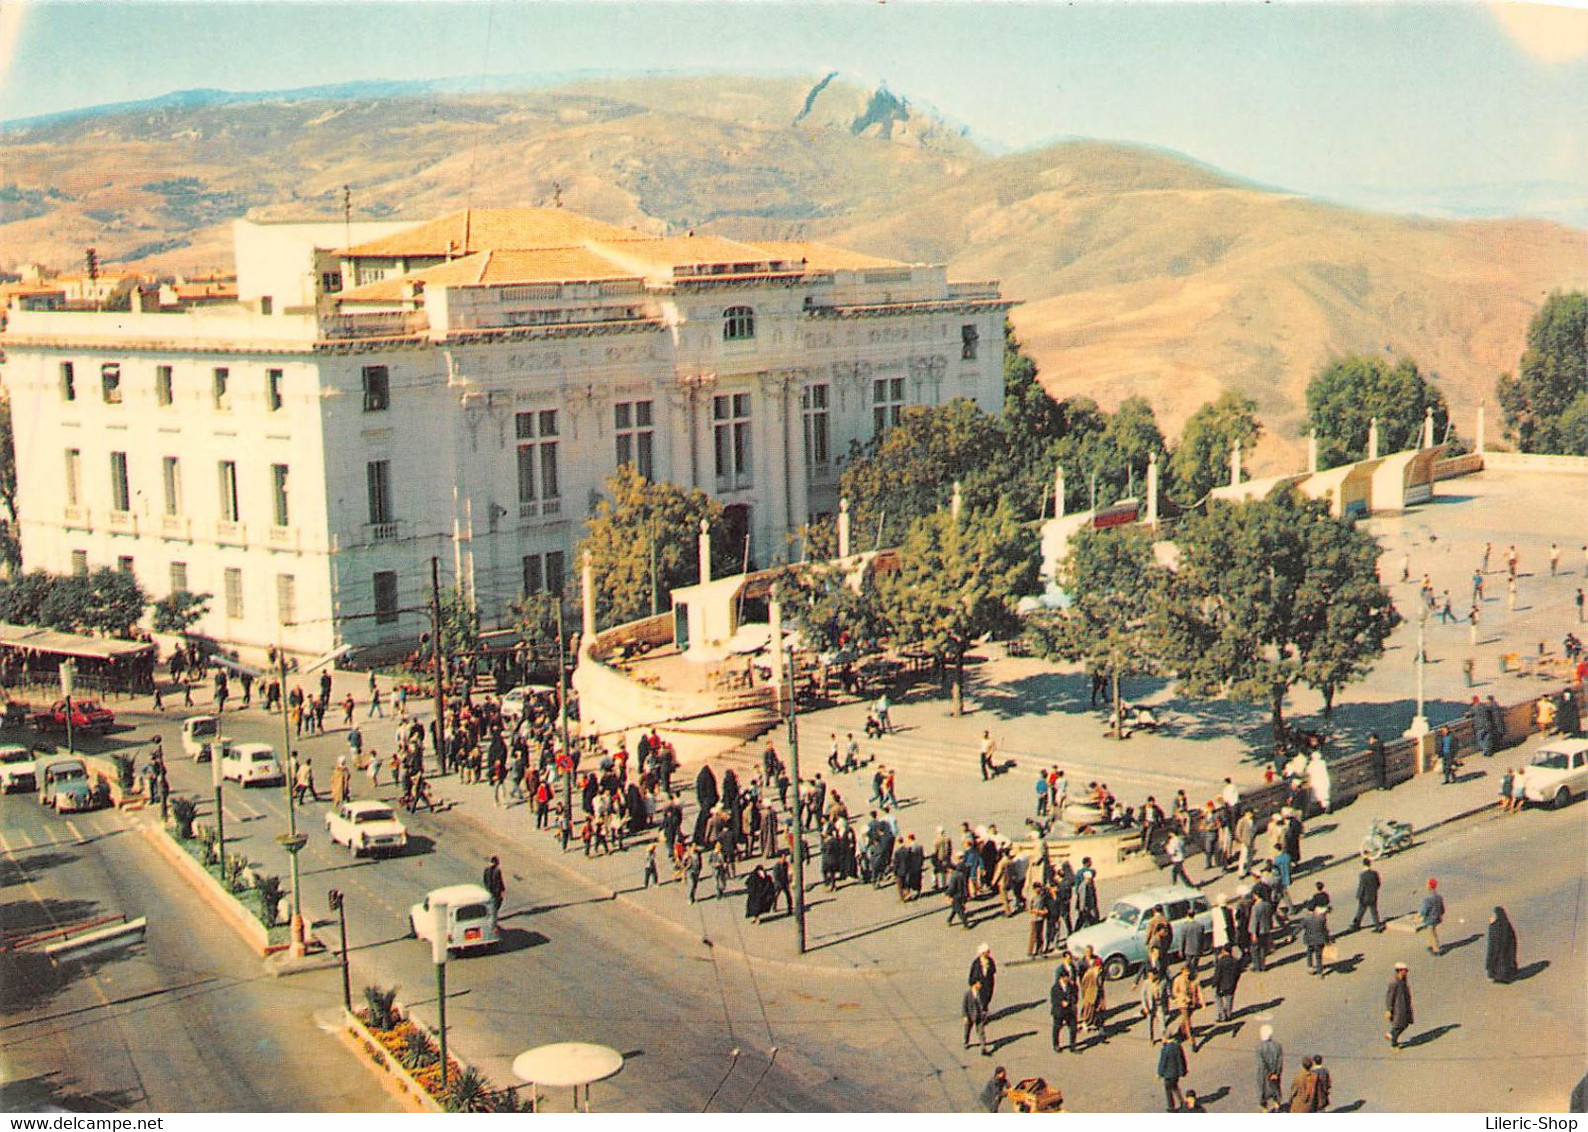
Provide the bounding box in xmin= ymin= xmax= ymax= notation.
xmin=211 ymin=733 xmax=226 ymax=863
xmin=328 ymin=887 xmax=351 ymax=1012
xmin=784 ymin=645 xmax=807 ymax=954
xmin=428 ymin=902 xmax=450 ymax=1089
xmin=1405 ymin=601 xmax=1431 ymax=747
xmin=555 ymin=595 xmax=573 ymax=824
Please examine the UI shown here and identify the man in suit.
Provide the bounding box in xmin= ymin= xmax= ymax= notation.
xmin=1050 ymin=966 xmax=1079 ymax=1052
xmin=1351 ymin=857 xmax=1384 ymax=932
xmin=963 ymin=981 xmax=990 ymax=1054
xmin=969 ymin=943 xmax=997 ymax=1011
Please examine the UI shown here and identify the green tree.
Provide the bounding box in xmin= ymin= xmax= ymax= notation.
xmin=874 ymin=500 xmax=1038 ymax=715
xmin=1496 ymin=291 xmax=1588 ymax=454
xmin=1026 ymin=524 xmax=1170 ymax=738
xmin=1165 ymin=489 xmax=1398 ymax=745
xmin=1169 ymin=391 xmax=1263 ymax=505
xmin=0 ymin=569 xmax=57 ymax=625
xmin=507 ymin=589 xmax=564 ymax=676
xmin=1050 ymin=396 xmax=1165 ymax=514
xmin=838 ymin=398 xmax=1006 ymax=549
xmin=773 ymin=562 xmax=885 ymax=654
xmin=1306 ymin=355 xmax=1449 ymax=466
xmin=81 ymin=567 xmax=148 ymax=637
xmin=151 ymin=590 xmax=212 ymax=637
xmin=579 ymin=465 xmax=734 ymax=627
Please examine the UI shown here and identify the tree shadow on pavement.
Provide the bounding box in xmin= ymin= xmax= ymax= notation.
xmin=0 ymin=1070 xmax=143 ymax=1114
xmin=1400 ymin=1022 xmax=1460 ymax=1048
xmin=0 ymin=850 xmax=81 ymax=891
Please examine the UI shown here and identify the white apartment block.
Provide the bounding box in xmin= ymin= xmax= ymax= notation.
xmin=1 ymin=208 xmax=1011 ymax=658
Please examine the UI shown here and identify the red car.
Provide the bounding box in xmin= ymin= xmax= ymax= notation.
xmin=32 ymin=699 xmax=116 ymax=735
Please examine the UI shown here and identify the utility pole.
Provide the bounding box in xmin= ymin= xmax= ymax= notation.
xmin=328 ymin=888 xmax=351 ymax=1012
xmin=276 ymin=648 xmax=308 ymax=955
xmin=428 ymin=903 xmax=450 ymax=1088
xmin=431 ymin=557 xmax=446 ymax=776
xmin=211 ymin=730 xmax=225 ymax=864
xmin=785 ymin=646 xmax=807 ymax=954
xmin=555 ymin=595 xmax=573 ymax=823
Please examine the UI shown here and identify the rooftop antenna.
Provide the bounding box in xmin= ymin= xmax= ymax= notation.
xmin=553 ymin=181 xmax=562 ymax=209
xmin=342 ymin=184 xmax=352 ymax=251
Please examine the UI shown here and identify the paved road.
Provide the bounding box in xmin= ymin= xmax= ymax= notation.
xmin=0 ymin=787 xmax=399 ymax=1113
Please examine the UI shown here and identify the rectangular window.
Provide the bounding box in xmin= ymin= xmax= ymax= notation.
xmin=801 ymin=383 xmax=831 ymax=468
xmin=372 ymin=571 xmax=399 ymax=624
xmin=961 ymin=323 xmax=979 ymax=360
xmin=169 ymin=561 xmax=188 ymax=593
xmin=271 ymin=464 xmax=290 ymax=527
xmin=873 ymin=377 xmax=905 ymax=436
xmin=60 ymin=362 xmax=77 ymax=402
xmin=212 ymin=367 xmax=230 ymax=411
xmin=65 ymin=449 xmax=82 ymax=507
xmin=320 ymin=271 xmax=343 ymax=295
xmin=161 ymin=457 xmax=182 ymax=516
xmin=614 ymin=399 xmax=655 ymax=479
xmin=156 ymin=365 xmax=173 ymax=407
xmin=70 ymin=550 xmax=88 ymax=576
xmin=362 ymin=365 xmax=390 ymax=412
xmin=223 ymin=567 xmax=243 ymax=619
xmin=266 ymin=368 xmax=284 ymax=412
xmin=109 ymin=451 xmax=130 ymax=512
xmin=276 ymin=573 xmax=297 ymax=626
xmin=101 ymin=363 xmax=122 ymax=404
xmin=366 ymin=460 xmax=392 ymax=525
xmin=117 ymin=555 xmax=134 ymax=574
xmin=218 ymin=460 xmax=239 ymax=522
xmin=522 ymin=552 xmax=566 ymax=597
xmin=515 ymin=410 xmax=560 ymax=517
xmin=713 ymin=393 xmax=752 ymax=486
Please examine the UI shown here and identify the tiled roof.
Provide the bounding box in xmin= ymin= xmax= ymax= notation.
xmin=341 ymin=208 xmax=638 ymax=257
xmin=752 ymin=241 xmax=908 ymax=271
xmin=594 ymin=234 xmax=797 ymax=273
xmin=340 ymin=247 xmax=642 ymax=302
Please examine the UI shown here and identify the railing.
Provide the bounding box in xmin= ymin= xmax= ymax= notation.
xmin=948 ymin=280 xmax=1002 ymax=300
xmin=267 ymin=525 xmax=299 ymax=551
xmin=107 ymin=509 xmax=137 ymax=535
xmin=368 ymin=521 xmax=399 ymax=542
xmin=518 ymin=499 xmax=562 ymax=522
xmin=319 ymin=311 xmax=429 ymax=340
xmin=215 ymin=520 xmax=247 ymax=546
xmin=62 ymin=505 xmax=90 ymax=530
xmin=160 ymin=514 xmax=191 ymax=540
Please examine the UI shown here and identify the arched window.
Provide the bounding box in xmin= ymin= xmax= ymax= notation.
xmin=723 ymin=305 xmax=756 ymax=342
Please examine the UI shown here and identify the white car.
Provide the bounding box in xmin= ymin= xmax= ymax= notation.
xmin=220 ymin=742 xmax=285 ymax=786
xmin=1521 ymin=738 xmax=1588 ymax=809
xmin=408 ymin=884 xmax=500 ymax=956
xmin=326 ymin=800 xmax=409 ymax=856
xmin=181 ymin=715 xmax=229 ymax=762
xmin=0 ymin=744 xmax=39 ymax=793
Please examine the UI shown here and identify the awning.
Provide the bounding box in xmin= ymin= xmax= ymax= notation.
xmin=0 ymin=622 xmax=156 ymax=661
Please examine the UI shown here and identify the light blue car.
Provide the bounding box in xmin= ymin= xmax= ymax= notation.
xmin=1067 ymin=884 xmax=1212 ymax=980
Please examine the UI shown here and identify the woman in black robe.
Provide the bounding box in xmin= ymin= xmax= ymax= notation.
xmin=1485 ymin=906 xmax=1519 ymax=983
xmin=744 ymin=865 xmax=775 ymax=921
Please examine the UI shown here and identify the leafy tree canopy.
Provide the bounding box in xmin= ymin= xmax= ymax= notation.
xmin=1168 ymin=390 xmax=1263 ymax=505
xmin=1496 ymin=291 xmax=1588 ymax=455
xmin=4 ymin=567 xmax=148 ymax=637
xmin=774 ymin=562 xmax=885 ymax=655
xmin=579 ymin=465 xmax=735 ymax=627
xmin=874 ymin=500 xmax=1038 ymax=714
xmin=151 ymin=590 xmax=212 ymax=636
xmin=1306 ymin=354 xmax=1449 ymax=467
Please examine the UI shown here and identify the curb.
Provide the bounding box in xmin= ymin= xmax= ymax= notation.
xmin=341 ymin=1007 xmax=444 ymax=1113
xmin=139 ymin=820 xmax=271 ymax=955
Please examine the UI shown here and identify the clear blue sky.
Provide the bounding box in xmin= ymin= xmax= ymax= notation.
xmin=2 ymin=1 xmax=1585 ymax=211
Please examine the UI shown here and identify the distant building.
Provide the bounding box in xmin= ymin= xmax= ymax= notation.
xmin=0 ymin=208 xmax=1011 ymax=658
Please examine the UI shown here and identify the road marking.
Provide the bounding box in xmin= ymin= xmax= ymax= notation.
xmin=66 ymin=820 xmax=85 ymax=844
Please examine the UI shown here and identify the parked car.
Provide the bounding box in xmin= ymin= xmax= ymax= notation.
xmin=32 ymin=699 xmax=115 ymax=735
xmin=39 ymin=758 xmax=104 ymax=813
xmin=408 ymin=884 xmax=500 ymax=955
xmin=0 ymin=744 xmax=39 ymax=793
xmin=1066 ymin=884 xmax=1212 ymax=980
xmin=500 ymin=685 xmax=553 ymax=723
xmin=1520 ymin=738 xmax=1588 ymax=809
xmin=181 ymin=715 xmax=228 ymax=762
xmin=220 ymin=742 xmax=285 ymax=787
xmin=326 ymin=800 xmax=409 ymax=856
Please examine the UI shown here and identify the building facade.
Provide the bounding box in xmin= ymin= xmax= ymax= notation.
xmin=1 ymin=208 xmax=1011 ymax=658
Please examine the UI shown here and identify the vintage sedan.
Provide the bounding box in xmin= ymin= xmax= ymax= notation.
xmin=39 ymin=758 xmax=105 ymax=813
xmin=219 ymin=742 xmax=285 ymax=787
xmin=408 ymin=884 xmax=500 ymax=956
xmin=0 ymin=744 xmax=39 ymax=793
xmin=326 ymin=800 xmax=409 ymax=856
xmin=1520 ymin=738 xmax=1588 ymax=809
xmin=32 ymin=699 xmax=115 ymax=735
xmin=1066 ymin=884 xmax=1212 ymax=980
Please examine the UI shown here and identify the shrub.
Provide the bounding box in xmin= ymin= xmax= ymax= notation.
xmin=364 ymin=985 xmax=399 ymax=1031
xmin=254 ymin=873 xmax=283 ymax=926
xmin=400 ymin=1028 xmax=438 ymax=1071
xmin=170 ymin=796 xmax=198 ymax=839
xmin=222 ymin=853 xmax=248 ymax=892
xmin=109 ymin=753 xmax=137 ymax=792
xmin=443 ymin=1067 xmax=492 ymax=1113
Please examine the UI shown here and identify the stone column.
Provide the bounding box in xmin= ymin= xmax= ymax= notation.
xmin=1053 ymin=465 xmax=1066 ymax=519
xmin=768 ymin=599 xmax=785 ymax=701
xmin=1230 ymin=441 xmax=1243 ymax=487
xmin=838 ymin=498 xmax=851 ymax=559
xmin=1368 ymin=417 xmax=1380 ymax=461
xmin=1308 ymin=430 xmax=1319 ymax=474
xmin=1146 ymin=451 xmax=1160 ymax=527
xmin=698 ymin=519 xmax=712 ymax=586
xmin=951 ymin=480 xmax=963 ymax=521
xmin=581 ymin=549 xmax=596 ymax=640
xmin=1476 ymin=402 xmax=1486 ymax=455
xmin=1423 ymin=405 xmax=1436 ymax=449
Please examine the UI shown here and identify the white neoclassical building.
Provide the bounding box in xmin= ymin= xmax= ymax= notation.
xmin=1 ymin=208 xmax=1011 ymax=658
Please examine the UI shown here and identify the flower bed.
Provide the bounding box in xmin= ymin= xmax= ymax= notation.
xmin=348 ymin=987 xmax=526 ymax=1113
xmin=161 ymin=809 xmax=290 ymax=948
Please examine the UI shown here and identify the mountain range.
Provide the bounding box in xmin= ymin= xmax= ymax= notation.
xmin=3 ymin=73 xmax=1584 ymax=468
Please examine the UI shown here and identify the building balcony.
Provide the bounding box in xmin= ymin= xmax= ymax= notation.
xmin=160 ymin=515 xmax=192 ymax=541
xmin=367 ymin=521 xmax=400 ymax=543
xmin=518 ymin=499 xmax=563 ymax=523
xmin=107 ymin=509 xmax=137 ymax=535
xmin=320 ymin=311 xmax=429 ymax=341
xmin=215 ymin=520 xmax=247 ymax=547
xmin=63 ymin=505 xmax=91 ymax=530
xmin=267 ymin=525 xmax=299 ymax=551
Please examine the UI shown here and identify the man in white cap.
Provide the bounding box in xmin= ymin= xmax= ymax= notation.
xmin=1255 ymin=1024 xmax=1284 ymax=1111
xmin=969 ymin=943 xmax=997 ymax=1012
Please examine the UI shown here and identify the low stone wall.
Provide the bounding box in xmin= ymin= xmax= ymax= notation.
xmin=1432 ymin=452 xmax=1484 ymax=481
xmin=1480 ymin=451 xmax=1588 ymax=475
